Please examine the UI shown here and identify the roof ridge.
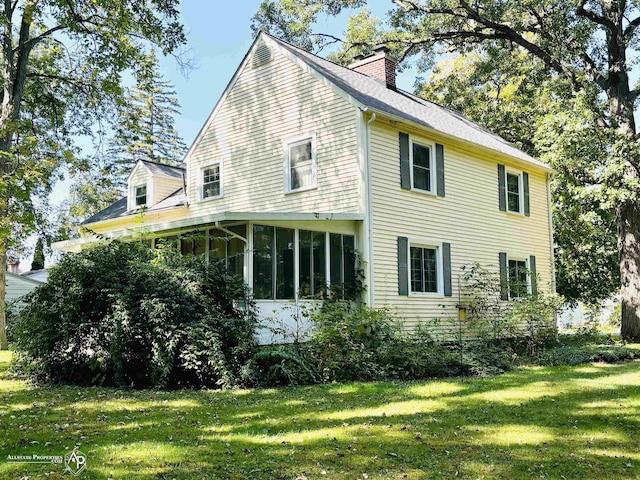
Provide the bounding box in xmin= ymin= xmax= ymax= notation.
xmin=139 ymin=159 xmax=185 ymax=170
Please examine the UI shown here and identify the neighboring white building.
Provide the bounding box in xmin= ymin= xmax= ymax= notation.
xmin=6 ymin=272 xmax=42 ymax=311
xmin=53 ymin=32 xmax=554 ymax=342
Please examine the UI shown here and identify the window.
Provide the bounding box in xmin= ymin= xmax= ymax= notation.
xmin=286 ymin=137 xmax=316 ymax=192
xmin=506 ymin=172 xmax=521 ymax=213
xmin=410 ymin=246 xmax=438 ymax=293
xmin=135 ymin=184 xmax=147 ymax=206
xmin=299 ymin=230 xmax=326 ymax=298
xmin=252 ymin=225 xmax=295 ymax=300
xmin=209 ymin=225 xmax=246 ymax=276
xmin=252 ymin=225 xmax=356 ymax=300
xmin=412 ymin=142 xmax=432 ymax=192
xmin=508 ymin=259 xmax=528 ymax=298
xmin=180 ymin=232 xmax=206 ymax=256
xmin=202 ymin=164 xmax=221 ymax=199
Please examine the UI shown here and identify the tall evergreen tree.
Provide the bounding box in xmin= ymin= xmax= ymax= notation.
xmin=110 ymin=51 xmax=187 ymax=183
xmin=31 ymin=238 xmax=45 ymax=271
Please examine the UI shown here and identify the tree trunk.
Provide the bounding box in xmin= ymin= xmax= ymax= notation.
xmin=0 ymin=249 xmax=7 ymax=349
xmin=619 ymin=200 xmax=640 ymax=341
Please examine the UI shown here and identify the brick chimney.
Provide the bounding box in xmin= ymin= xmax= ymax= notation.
xmin=349 ymin=46 xmax=397 ymax=90
xmin=7 ymin=256 xmax=19 ymax=274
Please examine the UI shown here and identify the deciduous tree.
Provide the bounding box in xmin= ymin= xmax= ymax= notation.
xmin=0 ymin=0 xmax=185 ymax=349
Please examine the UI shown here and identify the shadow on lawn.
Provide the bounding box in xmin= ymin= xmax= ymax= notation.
xmin=0 ymin=361 xmax=639 ymax=479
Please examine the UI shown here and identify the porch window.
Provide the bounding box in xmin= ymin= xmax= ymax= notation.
xmin=252 ymin=225 xmax=356 ymax=301
xmin=253 ymin=225 xmax=295 ymax=300
xmin=299 ymin=230 xmax=326 ymax=298
xmin=209 ymin=225 xmax=246 ymax=276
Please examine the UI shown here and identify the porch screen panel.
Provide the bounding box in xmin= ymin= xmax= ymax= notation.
xmin=253 ymin=225 xmax=274 ymax=299
xmin=312 ymin=232 xmax=326 ymax=297
xmin=343 ymin=235 xmax=356 ymax=298
xmin=276 ymin=227 xmax=295 ymax=299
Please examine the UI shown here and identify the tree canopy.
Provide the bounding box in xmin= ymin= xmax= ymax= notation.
xmin=0 ymin=0 xmax=186 ymax=348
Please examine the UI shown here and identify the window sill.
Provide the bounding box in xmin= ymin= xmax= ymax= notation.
xmin=504 ymin=209 xmax=525 ymax=217
xmin=409 ymin=291 xmax=444 ymax=299
xmin=198 ymin=194 xmax=224 ymax=203
xmin=406 ymin=187 xmax=439 ymax=197
xmin=285 ymin=185 xmax=318 ymax=195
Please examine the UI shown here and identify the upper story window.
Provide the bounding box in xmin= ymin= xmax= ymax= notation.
xmin=506 ymin=171 xmax=522 ymax=213
xmin=498 ymin=164 xmax=530 ymax=216
xmin=286 ymin=136 xmax=316 ymax=193
xmin=411 ymin=142 xmax=433 ymax=192
xmin=135 ymin=184 xmax=147 ymax=206
xmin=410 ymin=245 xmax=439 ymax=293
xmin=202 ymin=163 xmax=222 ymax=200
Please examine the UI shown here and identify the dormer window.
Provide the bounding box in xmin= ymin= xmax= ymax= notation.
xmin=135 ymin=184 xmax=147 ymax=206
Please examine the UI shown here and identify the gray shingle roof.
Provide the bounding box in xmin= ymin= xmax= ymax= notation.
xmin=139 ymin=160 xmax=185 ymax=179
xmin=81 ymin=188 xmax=187 ymax=225
xmin=268 ymin=33 xmax=544 ymax=168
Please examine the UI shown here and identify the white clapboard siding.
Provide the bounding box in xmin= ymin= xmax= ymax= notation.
xmin=6 ymin=273 xmax=41 ymax=311
xmin=186 ymin=45 xmax=361 ymax=217
xmin=369 ymin=120 xmax=553 ymax=340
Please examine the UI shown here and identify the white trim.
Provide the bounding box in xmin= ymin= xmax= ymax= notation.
xmin=406 ymin=238 xmax=445 ymax=298
xmin=504 ymin=167 xmax=525 ymax=215
xmin=199 ymin=161 xmax=224 ymax=201
xmin=284 ymin=133 xmax=317 ymax=194
xmin=409 ymin=134 xmax=437 ymax=195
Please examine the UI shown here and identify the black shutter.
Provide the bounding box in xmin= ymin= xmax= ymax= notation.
xmin=499 ymin=252 xmax=509 ymax=300
xmin=529 ymin=255 xmax=537 ymax=296
xmin=523 ymin=172 xmax=530 ymax=216
xmin=398 ymin=236 xmax=409 ymax=295
xmin=436 ymin=143 xmax=445 ymax=197
xmin=399 ymin=132 xmax=411 ymax=189
xmin=442 ymin=242 xmax=452 ymax=297
xmin=498 ymin=164 xmax=506 ymax=211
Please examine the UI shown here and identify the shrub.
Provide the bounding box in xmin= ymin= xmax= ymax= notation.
xmin=12 ymin=241 xmax=257 ymax=389
xmin=535 ymin=344 xmax=639 ymax=366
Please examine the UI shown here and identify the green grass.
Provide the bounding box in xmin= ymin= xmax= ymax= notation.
xmin=1 ymin=352 xmax=639 ymax=479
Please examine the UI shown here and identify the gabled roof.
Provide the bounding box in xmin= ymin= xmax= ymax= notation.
xmin=80 ymin=188 xmax=187 ymax=226
xmin=264 ymin=32 xmax=546 ymax=169
xmin=128 ymin=159 xmax=185 ymax=182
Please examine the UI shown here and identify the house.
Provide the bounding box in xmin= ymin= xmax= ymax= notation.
xmin=53 ymin=32 xmax=554 ymax=343
xmin=6 ymin=272 xmax=43 ymax=312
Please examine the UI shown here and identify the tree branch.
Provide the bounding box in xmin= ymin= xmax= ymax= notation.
xmin=576 ymin=0 xmax=616 ymax=32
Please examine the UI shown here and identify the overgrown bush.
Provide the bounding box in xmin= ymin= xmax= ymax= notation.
xmin=12 ymin=241 xmax=257 ymax=389
xmin=535 ymin=344 xmax=639 ymax=366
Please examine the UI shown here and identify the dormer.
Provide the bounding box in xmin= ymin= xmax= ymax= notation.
xmin=127 ymin=160 xmax=185 ymax=211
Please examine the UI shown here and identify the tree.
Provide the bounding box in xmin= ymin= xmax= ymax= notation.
xmin=253 ymin=0 xmax=640 ymax=341
xmin=30 ymin=237 xmax=44 ymax=271
xmin=0 ymin=1 xmax=186 ymax=349
xmin=109 ymin=50 xmax=187 ymax=184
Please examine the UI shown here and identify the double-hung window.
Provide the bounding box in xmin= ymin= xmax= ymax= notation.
xmin=135 ymin=184 xmax=147 ymax=206
xmin=286 ymin=136 xmax=316 ymax=192
xmin=508 ymin=259 xmax=528 ymax=298
xmin=202 ymin=163 xmax=222 ymax=200
xmin=411 ymin=142 xmax=433 ymax=192
xmin=506 ymin=172 xmax=522 ymax=213
xmin=410 ymin=246 xmax=438 ymax=293
xmin=498 ymin=164 xmax=529 ymax=215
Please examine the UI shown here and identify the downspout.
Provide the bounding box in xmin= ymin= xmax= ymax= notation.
xmin=546 ymin=173 xmax=556 ymax=293
xmin=363 ymin=109 xmax=376 ymax=306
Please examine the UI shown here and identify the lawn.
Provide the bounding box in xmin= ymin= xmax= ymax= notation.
xmin=1 ymin=351 xmax=639 ymax=480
